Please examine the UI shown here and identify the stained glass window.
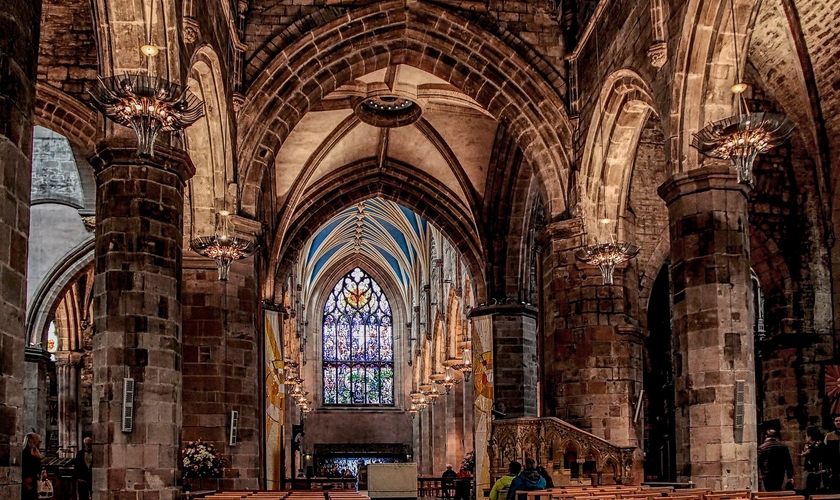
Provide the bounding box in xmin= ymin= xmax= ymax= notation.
xmin=323 ymin=267 xmax=394 ymax=405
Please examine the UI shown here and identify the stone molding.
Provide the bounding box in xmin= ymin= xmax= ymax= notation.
xmin=87 ymin=140 xmax=196 ymax=184
xmin=657 ymin=165 xmax=750 ymax=206
xmin=535 ymin=217 xmax=584 ymax=248
xmin=24 ymin=346 xmax=50 ymax=364
xmin=467 ymin=302 xmax=538 ymax=319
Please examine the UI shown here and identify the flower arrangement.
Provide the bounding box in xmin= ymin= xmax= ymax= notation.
xmin=460 ymin=451 xmax=475 ymax=474
xmin=182 ymin=439 xmax=225 ymax=478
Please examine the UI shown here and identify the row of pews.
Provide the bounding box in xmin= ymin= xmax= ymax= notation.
xmin=513 ymin=485 xmax=836 ymax=500
xmin=198 ymin=491 xmax=371 ymax=500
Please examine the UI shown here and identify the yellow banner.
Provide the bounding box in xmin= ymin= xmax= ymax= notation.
xmin=265 ymin=310 xmax=284 ymax=489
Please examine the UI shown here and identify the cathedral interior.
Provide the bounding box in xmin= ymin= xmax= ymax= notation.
xmin=3 ymin=0 xmax=840 ymax=498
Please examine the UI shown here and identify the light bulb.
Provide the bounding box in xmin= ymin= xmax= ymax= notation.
xmin=731 ymin=83 xmax=748 ymax=94
xmin=141 ymin=44 xmax=159 ymax=57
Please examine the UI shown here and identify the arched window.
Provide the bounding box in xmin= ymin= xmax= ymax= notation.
xmin=323 ymin=267 xmax=394 ymax=405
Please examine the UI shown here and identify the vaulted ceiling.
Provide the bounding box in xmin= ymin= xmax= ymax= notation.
xmin=275 ymin=64 xmax=499 ymax=230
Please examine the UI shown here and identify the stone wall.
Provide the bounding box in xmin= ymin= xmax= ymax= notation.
xmin=37 ymin=0 xmax=97 ymax=104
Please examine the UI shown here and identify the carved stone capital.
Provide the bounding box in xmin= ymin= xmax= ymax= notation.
xmin=647 ymin=41 xmax=668 ymax=68
xmin=183 ymin=17 xmax=200 ymax=44
xmin=232 ymin=93 xmax=246 ymax=113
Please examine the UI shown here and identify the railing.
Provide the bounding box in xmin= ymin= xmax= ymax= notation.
xmin=418 ymin=476 xmax=473 ymax=498
xmin=490 ymin=417 xmax=636 ymax=485
xmin=289 ymin=478 xmax=358 ymax=490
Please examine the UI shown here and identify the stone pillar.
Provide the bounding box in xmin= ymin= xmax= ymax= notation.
xmin=538 ymin=219 xmax=642 ymax=469
xmin=182 ymin=258 xmax=260 ymax=489
xmin=23 ymin=347 xmax=51 ymax=440
xmin=658 ymin=166 xmax=756 ymax=489
xmin=88 ymin=142 xmax=194 ymax=500
xmin=0 ymin=2 xmax=41 ymax=498
xmin=445 ymin=378 xmax=465 ymax=467
xmin=473 ymin=304 xmax=538 ymax=418
xmin=432 ymin=391 xmax=447 ymax=471
xmin=55 ymin=351 xmax=83 ymax=452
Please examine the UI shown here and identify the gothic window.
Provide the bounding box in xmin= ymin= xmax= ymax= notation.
xmin=322 ymin=267 xmax=394 ymax=405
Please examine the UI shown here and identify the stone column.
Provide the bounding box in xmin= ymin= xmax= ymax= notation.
xmin=471 ymin=304 xmax=538 ymax=419
xmin=658 ymin=166 xmax=756 ymax=489
xmin=23 ymin=347 xmax=51 ymax=441
xmin=88 ymin=142 xmax=194 ymax=500
xmin=0 ymin=2 xmax=41 ymax=498
xmin=55 ymin=351 xmax=83 ymax=452
xmin=538 ymin=218 xmax=642 ymax=472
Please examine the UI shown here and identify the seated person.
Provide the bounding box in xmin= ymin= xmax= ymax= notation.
xmin=442 ymin=464 xmax=458 ymax=499
xmin=490 ymin=461 xmax=521 ymax=500
xmin=506 ymin=458 xmax=546 ymax=500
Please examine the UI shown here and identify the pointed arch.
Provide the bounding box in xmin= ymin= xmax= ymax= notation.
xmin=186 ymin=46 xmax=233 ymax=237
xmin=579 ymin=69 xmax=658 ymax=243
xmin=669 ymin=0 xmax=762 ymax=174
xmin=268 ymin=159 xmax=487 ymax=304
xmin=320 ymin=267 xmax=395 ymax=405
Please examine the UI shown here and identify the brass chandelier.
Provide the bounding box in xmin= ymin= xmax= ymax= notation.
xmin=692 ymin=93 xmax=794 ymax=187
xmin=575 ymin=241 xmax=640 ymax=285
xmin=190 ymin=211 xmax=256 ymax=281
xmin=89 ymin=74 xmax=205 ymax=157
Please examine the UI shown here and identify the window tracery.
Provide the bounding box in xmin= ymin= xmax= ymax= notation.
xmin=322 ymin=267 xmax=394 ymax=405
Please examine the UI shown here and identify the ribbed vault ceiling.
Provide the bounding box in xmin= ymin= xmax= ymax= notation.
xmin=275 ymin=64 xmax=499 ymax=227
xmin=301 ymin=198 xmax=431 ymax=297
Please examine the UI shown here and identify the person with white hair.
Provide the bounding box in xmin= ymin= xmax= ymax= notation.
xmin=441 ymin=463 xmax=457 ymax=499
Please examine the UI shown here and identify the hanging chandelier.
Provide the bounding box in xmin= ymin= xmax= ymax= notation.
xmin=435 ymin=366 xmax=461 ymax=394
xmin=691 ymin=0 xmax=794 ymax=187
xmin=575 ymin=241 xmax=640 ymax=285
xmin=89 ymin=73 xmax=205 ymax=157
xmin=446 ymin=346 xmax=472 ymax=381
xmin=190 ymin=211 xmax=256 ymax=281
xmin=692 ymin=104 xmax=794 ymax=187
xmin=410 ymin=391 xmax=428 ymax=412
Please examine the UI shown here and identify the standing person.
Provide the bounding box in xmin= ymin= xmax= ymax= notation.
xmin=75 ymin=438 xmax=93 ymax=500
xmin=803 ymin=426 xmax=826 ymax=497
xmin=825 ymin=415 xmax=840 ymax=492
xmin=506 ymin=458 xmax=546 ymax=500
xmin=489 ymin=461 xmax=521 ymax=500
xmin=758 ymin=429 xmax=794 ymax=491
xmin=442 ymin=464 xmax=458 ymax=499
xmin=21 ymin=432 xmax=42 ymax=500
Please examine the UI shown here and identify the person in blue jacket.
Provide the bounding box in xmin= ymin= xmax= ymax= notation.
xmin=506 ymin=458 xmax=546 ymax=500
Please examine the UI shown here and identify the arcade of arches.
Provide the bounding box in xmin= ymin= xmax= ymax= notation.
xmin=2 ymin=0 xmax=840 ymax=499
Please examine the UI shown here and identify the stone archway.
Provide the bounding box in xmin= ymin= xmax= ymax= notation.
xmin=579 ymin=69 xmax=658 ymax=243
xmin=669 ymin=0 xmax=761 ymax=174
xmin=186 ymin=46 xmax=234 ymax=237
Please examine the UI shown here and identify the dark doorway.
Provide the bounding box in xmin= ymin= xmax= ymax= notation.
xmin=643 ymin=264 xmax=677 ymax=482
